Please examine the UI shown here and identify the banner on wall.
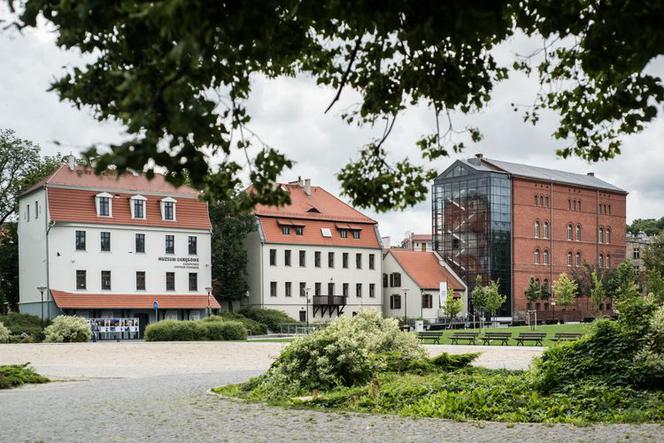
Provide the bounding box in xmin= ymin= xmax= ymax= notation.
xmin=439 ymin=281 xmax=448 ymax=307
xmin=86 ymin=318 xmax=140 ymax=334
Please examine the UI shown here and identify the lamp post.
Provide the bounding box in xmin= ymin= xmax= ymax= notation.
xmin=37 ymin=286 xmax=46 ymax=326
xmin=305 ymin=287 xmax=311 ymax=330
xmin=402 ymin=288 xmax=409 ymax=328
xmin=205 ymin=287 xmax=212 ymax=316
xmin=551 ymin=300 xmax=557 ymax=324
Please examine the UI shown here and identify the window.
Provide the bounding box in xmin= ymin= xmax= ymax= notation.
xmin=285 ymin=282 xmax=292 ymax=297
xmin=566 ymin=224 xmax=572 ymax=240
xmin=295 ymin=226 xmax=304 ymax=235
xmin=321 ymin=228 xmax=332 ymax=238
xmin=383 ymin=273 xmax=388 ymax=288
xmin=135 ymin=233 xmax=145 ymax=253
xmin=356 ymin=283 xmax=362 ymax=298
xmin=281 ymin=226 xmax=290 ymax=235
xmin=161 ymin=198 xmax=176 ymax=221
xmin=573 ymin=200 xmax=577 ymax=211
xmin=606 ymin=254 xmax=611 ymax=268
xmin=355 ymin=253 xmax=362 ymax=269
xmin=534 ymin=249 xmax=540 ymax=264
xmin=131 ymin=196 xmax=146 ymax=219
xmin=328 ymin=251 xmax=334 ymax=268
xmin=633 ymin=248 xmax=640 ymax=260
xmin=343 ymin=283 xmax=349 ymax=297
xmin=390 ymin=294 xmax=401 ymax=310
xmin=26 ymin=204 xmax=30 ymax=222
xmin=188 ymin=236 xmax=197 ymax=255
xmin=166 ymin=272 xmax=175 ymax=291
xmin=342 ymin=253 xmax=349 ymax=268
xmin=543 ymin=221 xmax=549 ymax=238
xmin=270 ymin=249 xmax=277 ymax=266
xmin=545 ymin=196 xmax=549 ymax=207
xmin=369 ymin=254 xmax=375 ymax=270
xmin=599 ymin=227 xmax=604 ymax=243
xmin=422 ymin=293 xmax=433 ymax=309
xmin=328 ymin=282 xmax=335 ymax=296
xmin=165 ymin=235 xmax=175 ymax=254
xmin=578 ymin=200 xmax=581 ymax=211
xmin=340 ymin=229 xmax=348 ymax=238
xmin=189 ymin=273 xmax=198 ymax=291
xmin=534 ymin=195 xmax=539 ymax=206
xmin=606 ymin=228 xmax=611 ymax=244
xmin=285 ymin=250 xmax=292 ymax=266
xmin=390 ymin=272 xmax=402 ymax=287
xmin=543 ymin=279 xmax=549 ymax=292
xmin=97 ymin=194 xmax=111 ymax=217
xmin=35 ymin=201 xmax=39 ymax=219
xmin=315 ymin=282 xmax=321 ymax=296
xmin=608 ymin=205 xmax=611 ymax=215
xmin=568 ymin=199 xmax=572 ymax=210
xmin=539 ymin=196 xmax=544 ymax=206
xmin=534 ymin=221 xmax=540 ymax=238
xmin=576 ymin=252 xmax=581 ymax=267
xmin=543 ymin=250 xmax=549 ymax=265
xmin=76 ymin=270 xmax=86 ymax=290
xmin=369 ymin=283 xmax=375 ymax=298
xmin=101 ymin=270 xmax=111 ymax=290
xmin=314 ymin=251 xmax=321 ymax=267
xmin=136 ymin=271 xmax=146 ymax=291
xmin=299 ymin=250 xmax=306 ymax=267
xmin=352 ymin=230 xmax=360 ymax=239
xmin=599 ymin=254 xmax=604 ymax=268
xmin=299 ymin=311 xmax=306 ymax=322
xmin=576 ymin=224 xmax=581 ymax=241
xmin=270 ymin=281 xmax=277 ymax=297
xmin=299 ymin=282 xmax=306 ymax=297
xmin=567 ymin=252 xmax=573 ymax=267
xmin=100 ymin=232 xmax=111 ymax=252
xmin=75 ymin=230 xmax=86 ymax=251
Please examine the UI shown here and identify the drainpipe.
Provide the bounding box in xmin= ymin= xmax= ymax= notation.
xmin=44 ymin=187 xmax=53 ymax=319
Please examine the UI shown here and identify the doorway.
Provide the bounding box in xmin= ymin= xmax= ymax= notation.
xmin=135 ymin=313 xmax=149 ymax=339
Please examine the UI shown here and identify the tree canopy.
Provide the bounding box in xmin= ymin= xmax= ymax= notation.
xmin=10 ymin=1 xmax=664 ymax=211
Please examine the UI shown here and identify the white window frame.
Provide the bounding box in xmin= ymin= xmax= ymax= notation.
xmin=160 ymin=197 xmax=177 ymax=221
xmin=95 ymin=192 xmax=113 ymax=217
xmin=130 ymin=195 xmax=147 ymax=219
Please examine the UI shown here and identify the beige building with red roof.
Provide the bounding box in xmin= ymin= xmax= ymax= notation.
xmin=383 ymin=249 xmax=467 ymax=322
xmin=18 ymin=162 xmax=217 ymax=336
xmin=245 ymin=178 xmax=383 ymax=322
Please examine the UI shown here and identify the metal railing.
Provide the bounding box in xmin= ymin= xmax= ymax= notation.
xmin=278 ymin=323 xmax=328 ymax=335
xmin=312 ymin=295 xmax=347 ymax=306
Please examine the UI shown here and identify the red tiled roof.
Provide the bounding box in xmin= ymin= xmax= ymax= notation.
xmin=47 ymin=188 xmax=211 ymax=230
xmin=51 ymin=289 xmax=220 ymax=309
xmin=22 ymin=164 xmax=200 ymax=197
xmin=410 ymin=234 xmax=432 ymax=241
xmin=389 ymin=249 xmax=465 ymax=290
xmin=259 ymin=217 xmax=380 ymax=248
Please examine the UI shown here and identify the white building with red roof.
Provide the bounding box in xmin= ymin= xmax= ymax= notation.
xmin=383 ymin=249 xmax=467 ymax=322
xmin=401 ymin=232 xmax=433 ymax=251
xmin=245 ymin=178 xmax=383 ymax=323
xmin=18 ymin=162 xmax=217 ymax=335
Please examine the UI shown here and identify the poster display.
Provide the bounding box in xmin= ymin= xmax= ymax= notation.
xmin=87 ymin=318 xmax=140 ymax=338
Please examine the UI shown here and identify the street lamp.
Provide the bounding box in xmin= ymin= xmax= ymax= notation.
xmin=305 ymin=287 xmax=311 ymax=330
xmin=551 ymin=300 xmax=557 ymax=324
xmin=402 ymin=288 xmax=409 ymax=328
xmin=36 ymin=286 xmax=46 ymax=326
xmin=205 ymin=287 xmax=212 ymax=317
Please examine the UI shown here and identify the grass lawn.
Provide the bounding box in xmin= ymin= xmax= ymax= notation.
xmin=420 ymin=323 xmax=587 ymax=346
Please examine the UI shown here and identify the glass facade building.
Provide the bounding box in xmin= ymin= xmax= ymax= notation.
xmin=432 ymin=160 xmax=512 ymax=316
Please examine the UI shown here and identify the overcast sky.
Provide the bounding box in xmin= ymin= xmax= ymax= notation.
xmin=1 ymin=14 xmax=663 ymax=245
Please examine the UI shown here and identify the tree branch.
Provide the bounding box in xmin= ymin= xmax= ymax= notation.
xmin=324 ymin=38 xmax=362 ymax=114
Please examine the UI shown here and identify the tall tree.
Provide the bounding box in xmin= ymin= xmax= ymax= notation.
xmin=643 ymin=232 xmax=664 ymax=276
xmin=441 ymin=287 xmax=463 ymax=320
xmin=590 ymin=271 xmax=606 ymax=315
xmin=524 ymin=277 xmax=541 ymax=308
xmin=553 ymin=273 xmax=578 ymax=322
xmin=483 ymin=280 xmax=507 ymax=320
xmin=12 ymin=2 xmax=664 ymax=211
xmin=208 ymin=195 xmax=256 ymax=311
xmin=0 ymin=223 xmax=18 ymax=310
xmin=470 ymin=275 xmax=488 ymax=317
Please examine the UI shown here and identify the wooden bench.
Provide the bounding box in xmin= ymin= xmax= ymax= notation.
xmin=481 ymin=331 xmax=512 ymax=346
xmin=552 ymin=332 xmax=583 ymax=343
xmin=417 ymin=331 xmax=443 ymax=344
xmin=515 ymin=332 xmax=547 ymax=346
xmin=449 ymin=331 xmax=479 ymax=345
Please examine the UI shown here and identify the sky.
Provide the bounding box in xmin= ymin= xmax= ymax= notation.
xmin=1 ymin=12 xmax=663 ymax=245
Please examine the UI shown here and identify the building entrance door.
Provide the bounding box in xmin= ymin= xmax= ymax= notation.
xmin=135 ymin=313 xmax=149 ymax=339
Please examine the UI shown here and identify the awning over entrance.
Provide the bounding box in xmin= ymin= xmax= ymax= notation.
xmin=50 ymin=289 xmax=221 ymax=310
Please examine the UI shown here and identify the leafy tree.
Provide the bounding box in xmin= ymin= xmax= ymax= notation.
xmin=12 ymin=2 xmax=664 ymax=211
xmin=590 ymin=271 xmax=606 ymax=314
xmin=441 ymin=287 xmax=463 ymax=320
xmin=208 ymin=195 xmax=256 ymax=311
xmin=553 ymin=273 xmax=577 ymax=321
xmin=539 ymin=282 xmax=550 ymax=301
xmin=0 ymin=223 xmax=18 ymax=310
xmin=470 ymin=275 xmax=488 ymax=316
xmin=484 ymin=280 xmax=507 ymax=319
xmin=645 ymin=270 xmax=664 ymax=305
xmin=643 ymin=232 xmax=664 ymax=275
xmin=524 ymin=277 xmax=541 ymax=307
xmin=627 ymin=218 xmax=664 ymax=237
xmin=607 ymin=261 xmax=640 ymax=295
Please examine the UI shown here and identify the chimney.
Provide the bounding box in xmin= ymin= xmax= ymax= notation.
xmin=587 ymin=172 xmax=595 ymax=176
xmin=475 ymin=153 xmax=484 ymax=160
xmin=303 ymin=178 xmax=311 ymax=196
xmin=67 ymin=154 xmax=76 ymax=171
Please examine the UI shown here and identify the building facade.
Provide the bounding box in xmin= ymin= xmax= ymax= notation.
xmin=382 ymin=249 xmax=467 ymax=322
xmin=401 ymin=232 xmax=433 ymax=251
xmin=626 ymin=232 xmax=652 ymax=273
xmin=433 ymin=155 xmax=627 ymax=320
xmin=18 ymin=164 xmax=217 ymax=334
xmin=245 ymin=179 xmax=383 ymax=322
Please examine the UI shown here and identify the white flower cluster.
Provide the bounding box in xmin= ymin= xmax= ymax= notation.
xmin=43 ymin=316 xmax=91 ymax=343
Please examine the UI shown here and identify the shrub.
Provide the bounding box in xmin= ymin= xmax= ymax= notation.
xmin=0 ymin=322 xmax=10 ymax=343
xmin=207 ymin=313 xmax=267 ymax=335
xmin=249 ymin=310 xmax=427 ymax=397
xmin=202 ymin=320 xmax=247 ymax=340
xmin=0 ymin=364 xmax=49 ymax=389
xmin=431 ymin=352 xmax=479 ymax=371
xmin=43 ymin=316 xmax=91 ymax=343
xmin=0 ymin=313 xmax=45 ymax=340
xmin=238 ymin=307 xmax=298 ymax=332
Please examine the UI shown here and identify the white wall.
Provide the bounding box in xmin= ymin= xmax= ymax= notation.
xmin=18 ymin=189 xmax=48 ymax=305
xmin=48 ymin=223 xmax=211 ymax=294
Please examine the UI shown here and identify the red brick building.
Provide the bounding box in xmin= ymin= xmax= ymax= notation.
xmin=433 ymin=155 xmax=627 ymax=321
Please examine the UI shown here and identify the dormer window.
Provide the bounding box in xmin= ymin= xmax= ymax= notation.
xmin=295 ymin=226 xmax=304 ymax=235
xmin=281 ymin=226 xmax=290 ymax=235
xmin=130 ymin=195 xmax=147 ymax=219
xmin=340 ymin=229 xmax=348 ymax=238
xmin=96 ymin=192 xmax=113 ymax=217
xmin=161 ymin=197 xmax=177 ymax=221
xmin=352 ymin=230 xmax=361 ymax=239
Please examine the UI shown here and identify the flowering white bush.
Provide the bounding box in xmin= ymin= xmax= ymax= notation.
xmin=43 ymin=316 xmax=91 ymax=343
xmin=254 ymin=310 xmax=426 ymax=396
xmin=0 ymin=322 xmax=10 ymax=343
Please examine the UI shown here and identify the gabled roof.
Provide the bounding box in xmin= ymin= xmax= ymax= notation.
xmin=388 ymin=249 xmax=465 ymax=291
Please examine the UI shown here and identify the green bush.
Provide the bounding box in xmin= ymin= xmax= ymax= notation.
xmin=43 ymin=316 xmax=91 ymax=343
xmin=202 ymin=320 xmax=247 ymax=340
xmin=431 ymin=352 xmax=479 ymax=370
xmin=0 ymin=364 xmax=49 ymax=389
xmin=0 ymin=313 xmax=45 ymax=340
xmin=0 ymin=322 xmax=10 ymax=343
xmin=238 ymin=307 xmax=298 ymax=332
xmin=145 ymin=318 xmax=247 ymax=341
xmin=207 ymin=313 xmax=267 ymax=335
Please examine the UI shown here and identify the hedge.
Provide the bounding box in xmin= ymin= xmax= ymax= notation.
xmin=238 ymin=307 xmax=299 ymax=332
xmin=145 ymin=319 xmax=247 ymax=341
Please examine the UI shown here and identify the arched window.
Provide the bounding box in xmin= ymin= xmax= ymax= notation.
xmin=576 ymin=224 xmax=581 ymax=241
xmin=573 ymin=200 xmax=577 ymax=211
xmin=568 ymin=199 xmax=572 ymax=210
xmin=545 ymin=196 xmax=549 ymax=207
xmin=599 ymin=227 xmax=604 ymax=243
xmin=576 ymin=252 xmax=581 ymax=267
xmin=608 ymin=205 xmax=611 ymax=215
xmin=543 ymin=222 xmax=549 ymax=238
xmin=599 ymin=254 xmax=604 ymax=268
xmin=534 ymin=221 xmax=540 ymax=238
xmin=543 ymin=250 xmax=549 ymax=265
xmin=534 ymin=249 xmax=541 ymax=264
xmin=534 ymin=195 xmax=539 ymax=206
xmin=606 ymin=228 xmax=611 ymax=244
xmin=567 ymin=224 xmax=573 ymax=241
xmin=543 ymin=279 xmax=549 ymax=291
xmin=567 ymin=252 xmax=573 ymax=266
xmin=540 ymin=196 xmax=544 ymax=206
xmin=578 ymin=200 xmax=581 ymax=211
xmin=606 ymin=254 xmax=611 ymax=268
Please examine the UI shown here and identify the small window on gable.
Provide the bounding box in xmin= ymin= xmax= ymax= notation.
xmin=130 ymin=195 xmax=147 ymax=219
xmin=295 ymin=226 xmax=304 ymax=235
xmin=352 ymin=230 xmax=360 ymax=239
xmin=96 ymin=192 xmax=113 ymax=217
xmin=281 ymin=226 xmax=290 ymax=235
xmin=321 ymin=228 xmax=332 ymax=238
xmin=160 ymin=197 xmax=176 ymax=221
xmin=307 ymin=207 xmax=320 ymax=213
xmin=339 ymin=229 xmax=348 ymax=238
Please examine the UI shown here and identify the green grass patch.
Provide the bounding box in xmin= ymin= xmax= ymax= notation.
xmin=419 ymin=323 xmax=588 ymax=346
xmin=0 ymin=364 xmax=49 ymax=389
